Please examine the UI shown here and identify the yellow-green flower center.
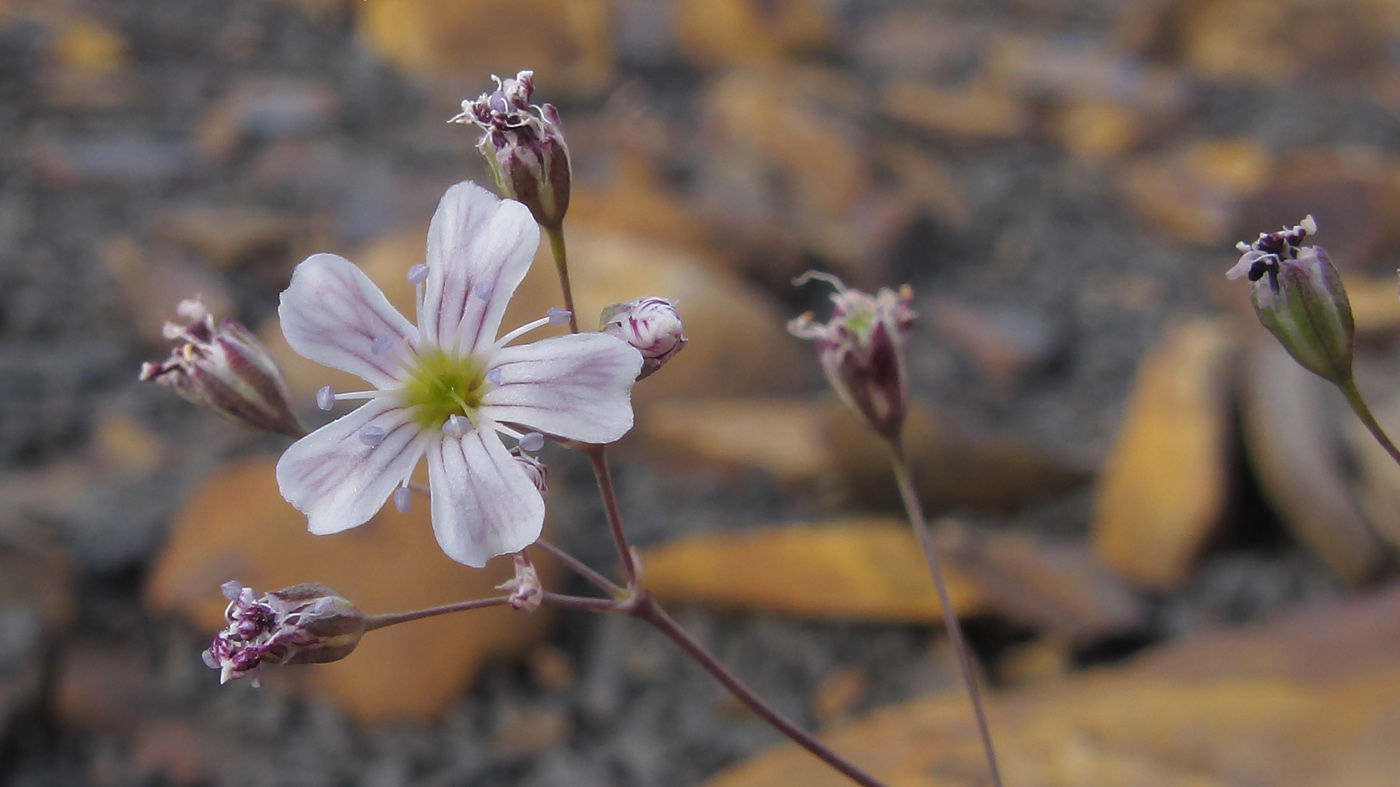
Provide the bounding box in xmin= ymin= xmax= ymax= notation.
xmin=397 ymin=348 xmax=490 ymax=430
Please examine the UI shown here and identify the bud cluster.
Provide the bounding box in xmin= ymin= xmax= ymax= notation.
xmin=789 ymin=272 xmax=916 ymax=441
xmin=139 ymin=300 xmax=303 ymax=437
xmin=1227 ymin=216 xmax=1354 ymax=384
xmin=451 ymin=70 xmax=571 ymax=229
xmin=203 ymin=582 xmax=365 ymax=686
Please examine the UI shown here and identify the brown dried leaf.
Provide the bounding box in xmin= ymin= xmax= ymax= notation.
xmin=881 ymin=80 xmax=1030 ymax=141
xmin=708 ymin=585 xmax=1400 ymax=787
xmin=145 ymin=457 xmax=553 ymax=722
xmin=638 ymin=397 xmax=838 ymax=485
xmin=640 ymin=518 xmax=1143 ymax=644
xmin=1241 ymin=343 xmax=1386 ymax=584
xmin=1092 ymin=319 xmax=1236 ymax=591
xmin=673 ymin=0 xmax=832 ymax=66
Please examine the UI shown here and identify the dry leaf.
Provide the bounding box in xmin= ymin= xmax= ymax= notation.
xmin=673 ymin=0 xmax=832 ymax=65
xmin=707 ymin=585 xmax=1400 ymax=787
xmin=639 ymin=518 xmax=1143 ymax=644
xmin=638 ymin=397 xmax=838 ymax=485
xmin=881 ymin=80 xmax=1029 ymax=141
xmin=145 ymin=457 xmax=553 ymax=722
xmin=1092 ymin=319 xmax=1236 ymax=591
xmin=1240 ymin=343 xmax=1386 ymax=584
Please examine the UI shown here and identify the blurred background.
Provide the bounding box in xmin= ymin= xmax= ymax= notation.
xmin=6 ymin=0 xmax=1400 ymax=784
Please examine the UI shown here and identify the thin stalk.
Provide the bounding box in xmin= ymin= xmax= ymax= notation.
xmin=889 ymin=443 xmax=1003 ymax=787
xmin=1338 ymin=376 xmax=1400 ymax=469
xmin=535 ymin=539 xmax=625 ymax=597
xmin=541 ymin=591 xmax=623 ymax=613
xmin=634 ymin=594 xmax=888 ymax=787
xmin=544 ymin=224 xmax=580 ymax=334
xmin=363 ymin=597 xmax=510 ymax=632
xmin=585 ymin=444 xmax=638 ymax=587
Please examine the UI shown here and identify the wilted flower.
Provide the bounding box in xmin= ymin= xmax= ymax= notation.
xmin=277 ymin=181 xmax=642 ymax=567
xmin=496 ymin=553 xmax=544 ymax=612
xmin=600 ymin=297 xmax=686 ymax=379
xmin=1228 ymin=215 xmax=1354 ymax=384
xmin=451 ymin=70 xmax=571 ymax=230
xmin=789 ymin=272 xmax=916 ymax=441
xmin=139 ymin=300 xmax=303 ymax=437
xmin=202 ymin=581 xmax=365 ymax=686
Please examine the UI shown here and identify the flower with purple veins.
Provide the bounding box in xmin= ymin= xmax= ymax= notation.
xmin=203 ymin=581 xmax=365 ymax=686
xmin=276 ymin=181 xmax=642 ymax=567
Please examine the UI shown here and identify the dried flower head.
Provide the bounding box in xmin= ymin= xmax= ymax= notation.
xmin=202 ymin=581 xmax=365 ymax=686
xmin=451 ymin=71 xmax=571 ymax=230
xmin=600 ymin=297 xmax=686 ymax=380
xmin=496 ymin=553 xmax=543 ymax=612
xmin=1228 ymin=215 xmax=1354 ymax=384
xmin=789 ymin=272 xmax=916 ymax=441
xmin=277 ymin=181 xmax=642 ymax=567
xmin=139 ymin=300 xmax=303 ymax=437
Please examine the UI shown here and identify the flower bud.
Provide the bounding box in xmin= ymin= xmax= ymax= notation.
xmin=789 ymin=272 xmax=916 ymax=441
xmin=140 ymin=300 xmax=304 ymax=437
xmin=511 ymin=448 xmax=549 ymax=494
xmin=600 ymin=297 xmax=686 ymax=380
xmin=202 ymin=581 xmax=365 ymax=686
xmin=1227 ymin=216 xmax=1354 ymax=384
xmin=451 ymin=70 xmax=571 ymax=229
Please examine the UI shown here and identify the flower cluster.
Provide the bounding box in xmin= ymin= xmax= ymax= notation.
xmin=139 ymin=300 xmax=302 ymax=437
xmin=202 ymin=582 xmax=365 ymax=686
xmin=1227 ymin=215 xmax=1354 ymax=384
xmin=789 ymin=272 xmax=917 ymax=441
xmin=276 ymin=181 xmax=642 ymax=567
xmin=451 ymin=71 xmax=571 ymax=229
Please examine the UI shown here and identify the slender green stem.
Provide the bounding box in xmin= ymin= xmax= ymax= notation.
xmin=632 ymin=593 xmax=888 ymax=787
xmin=544 ymin=224 xmax=580 ymax=334
xmin=888 ymin=443 xmax=1004 ymax=787
xmin=362 ymin=596 xmax=510 ymax=632
xmin=1338 ymin=376 xmax=1400 ymax=469
xmin=585 ymin=444 xmax=639 ymax=587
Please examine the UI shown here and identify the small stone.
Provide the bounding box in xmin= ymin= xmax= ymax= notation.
xmin=927 ymin=297 xmax=1070 ymax=387
xmin=811 ymin=666 xmax=867 ymax=725
xmin=489 ymin=704 xmax=571 ymax=760
xmin=880 ymin=80 xmax=1029 ymax=141
xmin=197 ymin=77 xmax=341 ymax=159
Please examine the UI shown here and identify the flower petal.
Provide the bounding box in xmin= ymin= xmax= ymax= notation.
xmin=276 ymin=397 xmax=427 ymax=536
xmin=421 ymin=181 xmax=539 ymax=356
xmin=279 ymin=253 xmax=418 ymax=388
xmin=426 ymin=426 xmax=543 ymax=567
xmin=483 ymin=333 xmax=643 ymax=444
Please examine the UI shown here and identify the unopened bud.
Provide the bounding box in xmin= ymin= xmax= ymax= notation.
xmin=1228 ymin=216 xmax=1354 ymax=384
xmin=451 ymin=70 xmax=571 ymax=229
xmin=789 ymin=272 xmax=916 ymax=441
xmin=511 ymin=447 xmax=549 ymax=494
xmin=202 ymin=582 xmax=365 ymax=686
xmin=140 ymin=300 xmax=303 ymax=437
xmin=600 ymin=297 xmax=686 ymax=380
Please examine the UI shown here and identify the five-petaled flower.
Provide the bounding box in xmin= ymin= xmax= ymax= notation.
xmin=276 ymin=181 xmax=642 ymax=567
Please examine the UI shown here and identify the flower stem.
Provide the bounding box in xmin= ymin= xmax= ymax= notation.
xmin=544 ymin=224 xmax=580 ymax=334
xmin=888 ymin=443 xmax=1003 ymax=787
xmin=584 ymin=444 xmax=639 ymax=587
xmin=1338 ymin=375 xmax=1400 ymax=469
xmin=632 ymin=593 xmax=888 ymax=787
xmin=535 ymin=539 xmax=626 ymax=597
xmin=362 ymin=597 xmax=510 ymax=632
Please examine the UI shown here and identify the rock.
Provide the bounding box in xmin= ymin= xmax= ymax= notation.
xmin=927 ymin=297 xmax=1070 ymax=387
xmin=1092 ymin=319 xmax=1237 ymax=591
xmin=673 ymin=0 xmax=832 ymax=65
xmin=196 ymin=77 xmax=341 ymax=160
xmin=356 ymin=0 xmax=613 ymax=97
xmin=145 ymin=457 xmax=555 ymax=721
xmin=1240 ymin=342 xmax=1386 ymax=584
xmin=880 ymin=80 xmax=1030 ymax=142
xmin=27 ymin=135 xmax=201 ymax=187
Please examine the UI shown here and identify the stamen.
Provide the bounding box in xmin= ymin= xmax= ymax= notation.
xmin=371 ymin=336 xmax=394 ymax=355
xmin=359 ymin=425 xmax=386 ymax=446
xmin=547 ymin=307 xmax=571 ymax=326
xmin=518 ymin=432 xmax=545 ymax=452
xmin=474 ymin=281 xmax=494 ymax=300
xmin=393 ymin=486 xmax=411 ymax=513
xmin=441 ymin=415 xmax=468 ymax=439
xmin=493 ymin=315 xmax=553 ymax=348
xmin=316 ymin=386 xmax=335 ymax=411
xmin=487 ymin=368 xmax=502 ymax=386
xmin=407 ymin=264 xmax=430 ymax=285
xmin=331 ymin=390 xmax=382 ymax=402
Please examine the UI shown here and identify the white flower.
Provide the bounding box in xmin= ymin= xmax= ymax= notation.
xmin=275 ymin=181 xmax=642 ymax=567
